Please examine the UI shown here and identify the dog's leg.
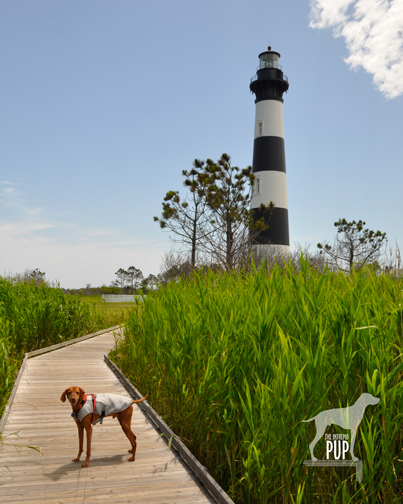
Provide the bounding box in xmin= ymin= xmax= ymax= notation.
xmin=349 ymin=428 xmax=358 ymax=461
xmin=309 ymin=422 xmax=327 ymax=461
xmin=72 ymin=421 xmax=84 ymax=462
xmin=81 ymin=418 xmax=93 ymax=467
xmin=117 ymin=406 xmax=137 ymax=461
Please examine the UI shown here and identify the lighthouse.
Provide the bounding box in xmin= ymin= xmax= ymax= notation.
xmin=250 ymin=46 xmax=290 ymax=258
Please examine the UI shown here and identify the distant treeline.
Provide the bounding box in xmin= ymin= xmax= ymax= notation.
xmin=62 ymin=285 xmax=123 ymax=296
xmin=62 ymin=285 xmax=155 ymax=296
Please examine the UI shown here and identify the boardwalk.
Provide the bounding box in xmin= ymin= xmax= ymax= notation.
xmin=0 ymin=329 xmax=218 ymax=503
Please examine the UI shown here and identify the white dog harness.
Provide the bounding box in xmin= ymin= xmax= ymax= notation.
xmin=72 ymin=393 xmax=133 ymax=425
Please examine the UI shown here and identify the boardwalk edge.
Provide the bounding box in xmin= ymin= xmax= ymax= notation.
xmin=105 ymin=354 xmax=236 ymax=504
xmin=0 ymin=353 xmax=28 ymax=434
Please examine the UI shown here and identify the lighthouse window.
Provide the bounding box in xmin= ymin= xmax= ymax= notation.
xmin=254 ymin=177 xmax=261 ymax=195
xmin=259 ymin=122 xmax=263 ymax=135
xmin=257 ymin=121 xmax=263 ymax=136
xmin=259 ymin=53 xmax=280 ymax=70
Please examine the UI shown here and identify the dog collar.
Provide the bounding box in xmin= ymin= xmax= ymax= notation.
xmin=71 ymin=397 xmax=87 ymax=420
xmin=71 ymin=394 xmax=97 ymax=423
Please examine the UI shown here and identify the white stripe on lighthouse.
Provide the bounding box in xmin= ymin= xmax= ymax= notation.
xmin=251 ymin=171 xmax=288 ymax=209
xmin=254 ymin=100 xmax=284 ymax=139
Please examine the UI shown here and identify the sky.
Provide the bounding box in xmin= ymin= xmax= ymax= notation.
xmin=1 ymin=0 xmax=402 ymax=288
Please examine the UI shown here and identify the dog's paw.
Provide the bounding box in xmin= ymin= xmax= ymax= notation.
xmin=128 ymin=448 xmax=133 ymax=453
xmin=72 ymin=457 xmax=80 ymax=462
xmin=81 ymin=461 xmax=89 ymax=467
xmin=128 ymin=455 xmax=135 ymax=461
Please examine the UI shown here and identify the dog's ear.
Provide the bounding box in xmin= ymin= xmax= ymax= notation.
xmin=79 ymin=387 xmax=85 ymax=400
xmin=60 ymin=389 xmax=69 ymax=402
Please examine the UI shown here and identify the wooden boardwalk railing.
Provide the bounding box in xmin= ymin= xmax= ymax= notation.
xmin=0 ymin=327 xmax=233 ymax=504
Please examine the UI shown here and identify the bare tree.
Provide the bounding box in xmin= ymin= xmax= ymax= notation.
xmin=4 ymin=268 xmax=47 ymax=286
xmin=158 ymin=251 xmax=194 ymax=284
xmin=126 ymin=266 xmax=144 ymax=293
xmin=287 ymin=243 xmax=327 ymax=273
xmin=111 ymin=266 xmax=144 ymax=293
xmin=154 ymin=165 xmax=211 ymax=267
xmin=111 ymin=268 xmax=126 ymax=289
xmin=317 ymin=219 xmax=387 ymax=272
xmin=141 ymin=273 xmax=159 ymax=292
xmin=192 ymin=154 xmax=272 ymax=270
xmin=383 ymin=241 xmax=402 ymax=277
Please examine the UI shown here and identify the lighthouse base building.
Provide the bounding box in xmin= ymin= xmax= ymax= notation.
xmin=249 ymin=47 xmax=290 ymax=260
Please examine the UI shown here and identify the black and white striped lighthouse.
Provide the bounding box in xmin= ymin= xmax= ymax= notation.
xmin=250 ymin=46 xmax=290 ymax=257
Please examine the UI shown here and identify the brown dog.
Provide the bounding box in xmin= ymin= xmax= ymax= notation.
xmin=61 ymin=386 xmax=148 ymax=467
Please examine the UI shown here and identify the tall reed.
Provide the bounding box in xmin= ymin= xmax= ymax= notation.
xmin=0 ymin=278 xmax=125 ymax=418
xmin=109 ymin=256 xmax=403 ymax=503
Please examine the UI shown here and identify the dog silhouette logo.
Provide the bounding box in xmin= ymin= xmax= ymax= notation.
xmin=303 ymin=393 xmax=380 ymax=461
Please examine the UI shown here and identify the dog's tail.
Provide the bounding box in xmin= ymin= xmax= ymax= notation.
xmin=302 ymin=416 xmax=316 ymax=423
xmin=132 ymin=394 xmax=148 ymax=404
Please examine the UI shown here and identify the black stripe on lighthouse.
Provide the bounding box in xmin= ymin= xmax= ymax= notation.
xmin=252 ymin=136 xmax=286 ymax=173
xmin=252 ymin=207 xmax=290 ymax=246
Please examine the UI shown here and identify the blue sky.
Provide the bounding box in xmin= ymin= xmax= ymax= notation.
xmin=1 ymin=0 xmax=402 ymax=288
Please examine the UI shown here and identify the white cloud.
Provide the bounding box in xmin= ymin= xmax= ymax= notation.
xmin=0 ymin=180 xmax=46 ymax=218
xmin=310 ymin=0 xmax=403 ymax=98
xmin=24 ymin=207 xmax=45 ymax=217
xmin=1 ymin=181 xmax=23 ymax=207
xmin=0 ymin=181 xmax=21 ymax=186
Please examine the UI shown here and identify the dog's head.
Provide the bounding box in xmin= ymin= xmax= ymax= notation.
xmin=60 ymin=386 xmax=86 ymax=407
xmin=361 ymin=392 xmax=380 ymax=406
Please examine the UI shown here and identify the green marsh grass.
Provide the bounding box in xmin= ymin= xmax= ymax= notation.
xmin=0 ymin=279 xmax=126 ymax=420
xmin=109 ymin=257 xmax=403 ymax=503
